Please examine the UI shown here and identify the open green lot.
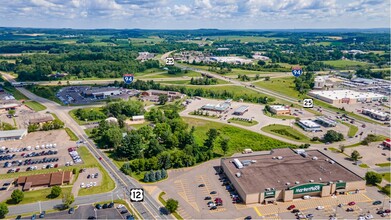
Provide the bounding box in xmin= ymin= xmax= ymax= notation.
xmin=65 ymin=128 xmax=79 ymax=141
xmin=24 ymin=101 xmax=47 ymax=111
xmin=261 ymin=124 xmax=311 ymax=143
xmin=69 ymin=107 xmax=104 ymax=125
xmin=183 ymin=117 xmax=292 ymax=156
xmin=159 ymin=78 xmax=229 ymax=85
xmin=322 ymin=60 xmax=371 ymax=69
xmin=4 ymin=86 xmax=29 ymax=100
xmin=141 ymin=70 xmax=202 ymax=79
xmin=208 ymin=35 xmax=285 ymax=43
xmin=253 ymin=77 xmax=301 ymax=98
xmin=341 ymin=121 xmax=359 ymax=137
xmin=382 ymin=173 xmax=391 ymax=182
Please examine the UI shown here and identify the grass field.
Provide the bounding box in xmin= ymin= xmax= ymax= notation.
xmin=141 ymin=70 xmax=202 ymax=79
xmin=227 ymin=118 xmax=258 ymax=127
xmin=65 ymin=128 xmax=79 ymax=141
xmin=322 ymin=60 xmax=371 ymax=69
xmin=341 ymin=121 xmax=359 ymax=137
xmin=159 ymin=78 xmax=229 ymax=85
xmin=183 ymin=117 xmax=292 ymax=156
xmin=382 ymin=173 xmax=391 ymax=182
xmin=69 ymin=107 xmax=104 ymax=125
xmin=24 ymin=101 xmax=47 ymax=111
xmin=6 ymin=186 xmax=72 ymax=205
xmin=208 ymin=35 xmax=285 ymax=43
xmin=4 ymin=86 xmax=29 ymax=100
xmin=261 ymin=124 xmax=311 ymax=142
xmin=253 ymin=77 xmax=301 ymax=99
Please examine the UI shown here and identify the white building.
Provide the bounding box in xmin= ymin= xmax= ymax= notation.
xmin=308 ymin=90 xmax=387 ymax=105
xmin=0 ymin=129 xmax=28 ymax=141
xmin=362 ymin=109 xmax=389 ymax=121
xmin=314 ymin=76 xmax=326 ymax=89
xmin=297 ymin=120 xmax=322 ymax=132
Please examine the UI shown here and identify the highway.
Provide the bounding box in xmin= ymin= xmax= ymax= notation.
xmin=2 ymin=73 xmax=168 ymax=220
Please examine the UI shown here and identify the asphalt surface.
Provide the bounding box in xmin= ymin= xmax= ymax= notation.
xmin=2 ymin=73 xmax=168 ymax=220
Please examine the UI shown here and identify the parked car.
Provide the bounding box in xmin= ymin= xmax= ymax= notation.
xmin=205 ymin=196 xmax=211 ymax=200
xmin=244 ymin=216 xmax=252 ymax=220
xmin=316 ymin=206 xmax=324 ymax=210
xmin=348 ymin=201 xmax=355 ymax=206
xmin=210 ymin=206 xmax=217 ymax=210
xmin=95 ymin=204 xmax=102 ymax=209
xmin=373 ymin=200 xmax=382 ymax=205
xmin=198 ymin=184 xmax=205 ymax=187
xmin=292 ymin=209 xmax=300 ymax=213
xmin=68 ymin=207 xmax=74 ymax=214
xmin=126 ymin=215 xmax=134 ymax=220
xmin=346 ymin=208 xmax=354 ymax=212
xmin=102 ymin=203 xmax=108 ymax=209
xmin=39 ymin=211 xmax=45 ymax=218
xmin=210 ymin=191 xmax=217 ymax=194
xmin=108 ymin=202 xmax=114 ymax=208
xmin=287 ymin=205 xmax=295 ymax=210
xmin=16 ymin=215 xmax=21 ymax=220
xmin=120 ymin=210 xmax=128 ymax=214
xmin=31 ymin=214 xmax=36 ymax=220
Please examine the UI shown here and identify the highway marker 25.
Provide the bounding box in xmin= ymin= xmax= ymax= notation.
xmin=130 ymin=188 xmax=144 ymax=202
xmin=303 ymin=98 xmax=314 ymax=108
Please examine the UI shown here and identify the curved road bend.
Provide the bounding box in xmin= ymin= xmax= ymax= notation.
xmin=2 ymin=73 xmax=168 ymax=220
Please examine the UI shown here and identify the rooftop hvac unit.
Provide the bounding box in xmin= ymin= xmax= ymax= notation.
xmin=271 ymin=188 xmax=275 ymax=191
xmin=312 ymin=156 xmax=318 ymax=160
xmin=295 ymin=181 xmax=300 ymax=184
xmin=319 ymin=178 xmax=322 ymax=181
xmin=326 ymin=159 xmax=329 ymax=162
xmin=329 ymin=181 xmax=333 ymax=184
xmin=338 ymin=180 xmax=343 ymax=182
xmin=236 ymin=172 xmax=241 ymax=178
xmin=251 ymin=160 xmax=257 ymax=163
xmin=309 ymin=180 xmax=314 ymax=183
xmin=265 ymin=188 xmax=270 ymax=191
xmin=272 ymin=157 xmax=276 ymax=160
xmin=330 ymin=160 xmax=335 ymax=164
xmin=277 ymin=156 xmax=283 ymax=160
xmin=295 ymin=149 xmax=305 ymax=154
xmin=286 ymin=182 xmax=290 ymax=186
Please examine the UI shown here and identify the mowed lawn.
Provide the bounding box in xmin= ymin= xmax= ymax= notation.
xmin=141 ymin=70 xmax=202 ymax=79
xmin=382 ymin=173 xmax=390 ymax=182
xmin=24 ymin=101 xmax=47 ymax=111
xmin=322 ymin=60 xmax=371 ymax=69
xmin=261 ymin=124 xmax=311 ymax=142
xmin=253 ymin=77 xmax=301 ymax=98
xmin=6 ymin=187 xmax=72 ymax=205
xmin=341 ymin=121 xmax=359 ymax=137
xmin=183 ymin=117 xmax=292 ymax=156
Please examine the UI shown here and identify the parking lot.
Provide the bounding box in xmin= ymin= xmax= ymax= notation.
xmin=72 ymin=168 xmax=102 ymax=195
xmin=344 ymin=142 xmax=390 ymax=168
xmin=19 ymin=203 xmax=132 ymax=220
xmin=0 ymin=130 xmax=76 ymax=174
xmin=334 ymin=100 xmax=390 ymax=123
xmin=156 ymin=158 xmax=389 ymax=220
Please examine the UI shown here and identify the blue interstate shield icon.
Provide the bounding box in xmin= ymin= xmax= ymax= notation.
xmin=123 ymin=74 xmax=134 ymax=84
xmin=292 ymin=67 xmax=303 ymax=77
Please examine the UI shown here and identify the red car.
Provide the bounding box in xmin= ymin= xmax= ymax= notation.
xmin=288 ymin=205 xmax=296 ymax=210
xmin=385 ymin=209 xmax=391 ymax=213
xmin=348 ymin=201 xmax=355 ymax=206
xmin=99 ymin=157 xmax=102 ymax=160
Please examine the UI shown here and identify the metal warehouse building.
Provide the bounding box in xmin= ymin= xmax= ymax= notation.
xmin=221 ymin=148 xmax=365 ymax=205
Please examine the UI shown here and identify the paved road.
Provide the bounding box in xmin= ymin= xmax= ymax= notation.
xmin=2 ymin=73 xmax=169 ymax=220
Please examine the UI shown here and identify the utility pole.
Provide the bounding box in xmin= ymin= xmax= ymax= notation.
xmin=38 ymin=201 xmax=42 ymax=213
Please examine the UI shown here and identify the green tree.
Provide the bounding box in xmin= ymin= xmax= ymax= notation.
xmin=0 ymin=203 xmax=9 ymax=219
xmin=8 ymin=110 xmax=15 ymax=116
xmin=156 ymin=170 xmax=162 ymax=181
xmin=365 ymin=171 xmax=382 ymax=185
xmin=62 ymin=193 xmax=74 ymax=209
xmin=165 ymin=198 xmax=179 ymax=213
xmin=99 ymin=126 xmax=123 ymax=149
xmin=143 ymin=172 xmax=150 ymax=183
xmin=149 ymin=170 xmax=156 ymax=182
xmin=323 ymin=130 xmax=344 ymax=143
xmin=158 ymin=94 xmax=168 ymax=105
xmin=204 ymin=128 xmax=219 ymax=150
xmin=220 ymin=138 xmax=230 ymax=155
xmin=50 ymin=186 xmax=62 ymax=198
xmin=11 ymin=189 xmax=24 ymax=204
xmin=351 ymin=150 xmax=362 ymax=162
xmin=161 ymin=168 xmax=167 ymax=179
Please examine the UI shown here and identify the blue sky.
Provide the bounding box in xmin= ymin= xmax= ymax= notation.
xmin=0 ymin=0 xmax=389 ymax=29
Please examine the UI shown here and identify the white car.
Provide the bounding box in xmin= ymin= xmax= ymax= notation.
xmin=316 ymin=206 xmax=324 ymax=210
xmin=117 ymin=205 xmax=125 ymax=209
xmin=93 ymin=182 xmax=97 ymax=186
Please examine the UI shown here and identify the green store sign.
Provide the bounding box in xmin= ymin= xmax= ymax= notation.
xmin=264 ymin=191 xmax=275 ymax=197
xmin=336 ymin=182 xmax=346 ymax=189
xmin=290 ymin=183 xmax=324 ymax=195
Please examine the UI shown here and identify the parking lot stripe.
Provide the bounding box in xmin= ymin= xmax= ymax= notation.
xmin=254 ymin=207 xmax=262 ymax=216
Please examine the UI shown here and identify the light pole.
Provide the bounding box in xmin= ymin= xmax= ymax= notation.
xmin=94 ymin=208 xmax=97 ymax=220
xmin=38 ymin=201 xmax=41 ymax=213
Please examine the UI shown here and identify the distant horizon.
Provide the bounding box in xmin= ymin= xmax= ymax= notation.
xmin=0 ymin=1 xmax=389 ymax=30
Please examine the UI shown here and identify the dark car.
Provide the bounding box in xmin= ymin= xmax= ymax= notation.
xmin=31 ymin=214 xmax=36 ymax=220
xmin=198 ymin=184 xmax=205 ymax=187
xmin=210 ymin=206 xmax=217 ymax=210
xmin=102 ymin=203 xmax=108 ymax=209
xmin=210 ymin=191 xmax=217 ymax=194
xmin=108 ymin=202 xmax=114 ymax=208
xmin=292 ymin=209 xmax=300 ymax=213
xmin=95 ymin=204 xmax=102 ymax=209
xmin=87 ymin=216 xmax=96 ymax=219
xmin=120 ymin=210 xmax=128 ymax=214
xmin=68 ymin=207 xmax=74 ymax=214
xmin=15 ymin=215 xmax=21 ymax=220
xmin=39 ymin=211 xmax=45 ymax=218
xmin=87 ymin=174 xmax=91 ymax=179
xmin=205 ymin=196 xmax=211 ymax=200
xmin=377 ymin=210 xmax=384 ymax=215
xmin=346 ymin=208 xmax=354 ymax=212
xmin=244 ymin=216 xmax=252 ymax=220
xmin=287 ymin=205 xmax=295 ymax=210
xmin=373 ymin=200 xmax=382 ymax=205
xmin=126 ymin=215 xmax=134 ymax=220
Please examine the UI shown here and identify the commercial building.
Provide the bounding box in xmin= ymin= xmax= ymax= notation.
xmin=233 ymin=106 xmax=249 ymax=115
xmin=201 ymin=100 xmax=231 ymax=113
xmin=269 ymin=105 xmax=291 ymax=115
xmin=0 ymin=129 xmax=27 ymax=141
xmin=315 ymin=116 xmax=337 ymax=127
xmin=297 ymin=120 xmax=322 ymax=132
xmin=221 ymin=148 xmax=365 ymax=205
xmin=308 ymin=90 xmax=387 ymax=105
xmin=362 ymin=109 xmax=389 ymax=121
xmin=132 ymin=115 xmax=145 ymax=121
xmin=29 ymin=114 xmax=54 ymax=125
xmin=16 ymin=171 xmax=73 ymax=191
xmin=83 ymin=87 xmax=123 ymax=99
